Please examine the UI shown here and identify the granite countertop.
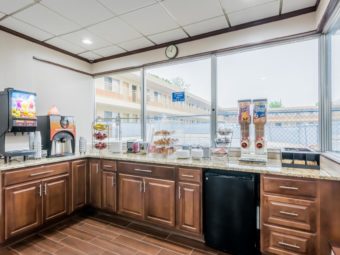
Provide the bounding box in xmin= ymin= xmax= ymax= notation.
xmin=0 ymin=152 xmax=339 ymax=181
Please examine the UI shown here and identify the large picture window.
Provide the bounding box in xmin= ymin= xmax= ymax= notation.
xmin=145 ymin=58 xmax=211 ymax=146
xmin=95 ymin=70 xmax=142 ymax=140
xmin=94 ymin=39 xmax=321 ymax=150
xmin=332 ymin=29 xmax=340 ymax=152
xmin=217 ymin=38 xmax=319 ymax=149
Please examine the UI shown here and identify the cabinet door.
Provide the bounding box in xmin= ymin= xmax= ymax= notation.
xmin=43 ymin=176 xmax=68 ymax=221
xmin=102 ymin=171 xmax=116 ymax=213
xmin=89 ymin=159 xmax=102 ymax=208
xmin=5 ymin=181 xmax=42 ymax=239
xmin=145 ymin=178 xmax=175 ymax=227
xmin=177 ymin=182 xmax=201 ymax=233
xmin=118 ymin=174 xmax=144 ymax=219
xmin=71 ymin=160 xmax=87 ymax=212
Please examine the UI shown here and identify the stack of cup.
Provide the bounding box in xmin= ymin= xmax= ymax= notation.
xmin=79 ymin=137 xmax=87 ymax=155
xmin=34 ymin=131 xmax=42 ymax=159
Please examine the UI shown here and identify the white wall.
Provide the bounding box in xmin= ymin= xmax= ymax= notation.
xmin=0 ymin=30 xmax=94 ymax=146
xmin=92 ymin=13 xmax=317 ymax=74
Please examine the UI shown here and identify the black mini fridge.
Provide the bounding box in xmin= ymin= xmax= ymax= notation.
xmin=204 ymin=170 xmax=259 ymax=255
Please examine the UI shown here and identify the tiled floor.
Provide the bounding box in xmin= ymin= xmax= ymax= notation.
xmin=0 ymin=214 xmax=228 ymax=255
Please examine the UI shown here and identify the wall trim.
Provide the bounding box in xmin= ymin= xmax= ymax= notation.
xmin=93 ymin=6 xmax=317 ymax=63
xmin=33 ymin=56 xmax=93 ymax=77
xmin=0 ymin=25 xmax=90 ymax=63
xmin=92 ymin=30 xmax=319 ymax=77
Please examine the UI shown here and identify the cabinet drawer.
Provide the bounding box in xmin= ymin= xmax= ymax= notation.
xmin=102 ymin=160 xmax=116 ymax=172
xmin=262 ymin=195 xmax=317 ymax=232
xmin=4 ymin=162 xmax=70 ymax=186
xmin=263 ymin=175 xmax=317 ymax=199
xmin=262 ymin=224 xmax=316 ymax=255
xmin=118 ymin=162 xmax=175 ymax=180
xmin=178 ymin=168 xmax=202 ymax=183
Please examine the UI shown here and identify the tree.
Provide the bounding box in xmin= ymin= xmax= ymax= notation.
xmin=171 ymin=77 xmax=190 ymax=90
xmin=269 ymin=100 xmax=283 ymax=108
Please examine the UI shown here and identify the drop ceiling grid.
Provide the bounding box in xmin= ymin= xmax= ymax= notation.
xmin=0 ymin=0 xmax=319 ymax=61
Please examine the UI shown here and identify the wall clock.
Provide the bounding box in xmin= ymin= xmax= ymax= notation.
xmin=165 ymin=44 xmax=178 ymax=59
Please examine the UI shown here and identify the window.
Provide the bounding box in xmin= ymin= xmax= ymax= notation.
xmin=112 ymin=78 xmax=120 ymax=93
xmin=332 ymin=28 xmax=340 ymax=152
xmin=104 ymin=77 xmax=112 ymax=91
xmin=95 ymin=70 xmax=142 ymax=140
xmin=217 ymin=38 xmax=319 ymax=149
xmin=145 ymin=58 xmax=211 ymax=146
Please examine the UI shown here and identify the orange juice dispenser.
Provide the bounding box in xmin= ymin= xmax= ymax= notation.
xmin=238 ymin=100 xmax=251 ymax=154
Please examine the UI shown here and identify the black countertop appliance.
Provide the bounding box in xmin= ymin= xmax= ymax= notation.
xmin=37 ymin=115 xmax=76 ymax=157
xmin=204 ymin=170 xmax=259 ymax=255
xmin=0 ymin=88 xmax=37 ymax=162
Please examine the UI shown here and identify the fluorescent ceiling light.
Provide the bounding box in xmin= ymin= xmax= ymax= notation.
xmin=82 ymin=39 xmax=93 ymax=45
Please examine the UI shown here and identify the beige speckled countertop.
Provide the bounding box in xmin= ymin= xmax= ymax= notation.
xmin=0 ymin=153 xmax=340 ymax=181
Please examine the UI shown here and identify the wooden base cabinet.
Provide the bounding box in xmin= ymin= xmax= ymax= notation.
xmin=44 ymin=176 xmax=68 ymax=221
xmin=118 ymin=174 xmax=176 ymax=227
xmin=89 ymin=159 xmax=102 ymax=208
xmin=71 ymin=160 xmax=87 ymax=212
xmin=118 ymin=174 xmax=144 ymax=219
xmin=261 ymin=175 xmax=319 ymax=255
xmin=177 ymin=182 xmax=201 ymax=234
xmin=4 ymin=175 xmax=69 ymax=240
xmin=145 ymin=178 xmax=175 ymax=227
xmin=102 ymin=171 xmax=116 ymax=213
xmin=4 ymin=181 xmax=42 ymax=239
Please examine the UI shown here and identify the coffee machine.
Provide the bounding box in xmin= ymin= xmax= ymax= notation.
xmin=0 ymin=88 xmax=37 ymax=162
xmin=38 ymin=115 xmax=76 ymax=157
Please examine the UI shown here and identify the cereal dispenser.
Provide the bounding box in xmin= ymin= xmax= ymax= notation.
xmin=253 ymin=99 xmax=268 ymax=158
xmin=238 ymin=99 xmax=268 ymax=163
xmin=238 ymin=100 xmax=251 ymax=153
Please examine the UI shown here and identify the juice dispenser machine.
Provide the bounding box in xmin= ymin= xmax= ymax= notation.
xmin=0 ymin=88 xmax=37 ymax=162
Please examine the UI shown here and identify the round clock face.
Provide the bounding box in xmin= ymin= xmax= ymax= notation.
xmin=165 ymin=45 xmax=178 ymax=59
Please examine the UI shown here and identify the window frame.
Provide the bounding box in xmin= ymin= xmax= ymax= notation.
xmin=94 ymin=35 xmax=326 ymax=150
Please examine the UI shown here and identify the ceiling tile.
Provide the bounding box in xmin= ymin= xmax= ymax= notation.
xmin=0 ymin=11 xmax=5 ymax=19
xmin=184 ymin=16 xmax=228 ymax=36
xmin=220 ymin=0 xmax=273 ymax=13
xmin=93 ymin=45 xmax=126 ymax=57
xmin=0 ymin=17 xmax=54 ymax=41
xmin=88 ymin=18 xmax=141 ymax=44
xmin=41 ymin=0 xmax=113 ymax=27
xmin=162 ymin=0 xmax=223 ymax=26
xmin=0 ymin=0 xmax=34 ymax=14
xmin=121 ymin=4 xmax=178 ymax=35
xmin=98 ymin=0 xmax=156 ymax=15
xmin=282 ymin=0 xmax=317 ymax=14
xmin=46 ymin=37 xmax=86 ymax=54
xmin=14 ymin=4 xmax=80 ymax=35
xmin=228 ymin=1 xmax=280 ymax=26
xmin=148 ymin=28 xmax=187 ymax=44
xmin=60 ymin=29 xmax=111 ymax=50
xmin=118 ymin=37 xmax=154 ymax=51
xmin=79 ymin=51 xmax=101 ymax=60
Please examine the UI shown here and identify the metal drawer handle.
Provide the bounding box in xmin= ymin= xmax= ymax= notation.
xmin=278 ymin=241 xmax=300 ymax=249
xmin=279 ymin=211 xmax=299 ymax=217
xmin=134 ymin=168 xmax=152 ymax=173
xmin=279 ymin=185 xmax=299 ymax=190
xmin=103 ymin=164 xmax=113 ymax=168
xmin=39 ymin=184 xmax=42 ymax=197
xmin=30 ymin=170 xmax=54 ymax=177
xmin=181 ymin=174 xmax=194 ymax=178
